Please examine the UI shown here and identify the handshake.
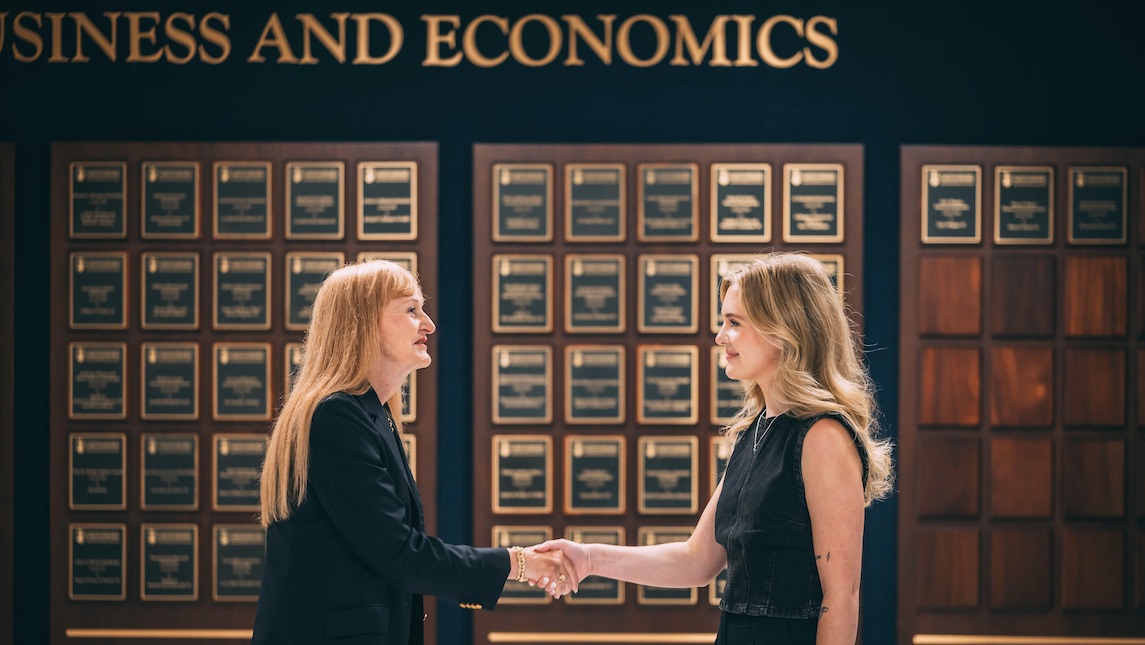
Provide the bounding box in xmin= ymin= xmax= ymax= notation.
xmin=509 ymin=539 xmax=590 ymax=599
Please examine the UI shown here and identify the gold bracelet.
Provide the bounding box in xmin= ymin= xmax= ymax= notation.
xmin=514 ymin=547 xmax=527 ymax=583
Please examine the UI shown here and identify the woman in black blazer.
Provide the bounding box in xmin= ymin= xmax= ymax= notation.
xmin=253 ymin=260 xmax=574 ymax=644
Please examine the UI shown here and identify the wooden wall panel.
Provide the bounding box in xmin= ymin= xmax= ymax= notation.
xmin=989 ymin=256 xmax=1056 ymax=337
xmin=1063 ymin=439 xmax=1125 ymax=518
xmin=917 ymin=436 xmax=979 ymax=517
xmin=989 ymin=528 xmax=1051 ymax=609
xmin=918 ymin=257 xmax=981 ymax=336
xmin=919 ymin=348 xmax=980 ymax=426
xmin=916 ymin=528 xmax=980 ymax=609
xmin=1064 ymin=256 xmax=1127 ymax=337
xmin=989 ymin=437 xmax=1053 ymax=518
xmin=1064 ymin=349 xmax=1126 ymax=427
xmin=989 ymin=346 xmax=1054 ymax=427
xmin=1060 ymin=527 xmax=1124 ymax=609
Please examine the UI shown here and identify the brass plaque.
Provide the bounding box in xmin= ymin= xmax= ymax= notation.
xmin=493 ymin=163 xmax=553 ymax=242
xmin=565 ymin=254 xmax=625 ymax=333
xmin=783 ymin=163 xmax=844 ymax=243
xmin=564 ymin=435 xmax=625 ymax=515
xmin=994 ymin=166 xmax=1054 ymax=245
xmin=69 ymin=432 xmax=126 ymax=511
xmin=1068 ymin=166 xmax=1127 ymax=245
xmin=141 ymin=161 xmax=200 ymax=239
xmin=69 ymin=342 xmax=126 ymax=420
xmin=921 ymin=164 xmax=982 ymax=244
xmin=141 ymin=433 xmax=199 ymax=511
xmin=70 ymin=251 xmax=128 ymax=330
xmin=492 ymin=254 xmax=553 ymax=333
xmin=492 ymin=435 xmax=552 ymax=514
xmin=636 ymin=345 xmax=698 ymax=425
xmin=564 ymin=527 xmax=625 ymax=605
xmin=214 ymin=161 xmax=272 ymax=239
xmin=69 ymin=162 xmax=126 ymax=239
xmin=285 ymin=252 xmax=345 ymax=330
xmin=637 ymin=254 xmax=699 ymax=334
xmin=141 ymin=252 xmax=199 ymax=330
xmin=212 ymin=434 xmax=266 ymax=511
xmin=213 ymin=252 xmax=271 ymax=330
xmin=492 ymin=345 xmax=552 ymax=424
xmin=566 ymin=163 xmax=625 ymax=242
xmin=492 ymin=525 xmax=553 ymax=604
xmin=710 ymin=345 xmax=741 ymax=425
xmin=285 ymin=161 xmax=345 ymax=239
xmin=636 ymin=527 xmax=697 ymax=604
xmin=638 ymin=163 xmax=698 ymax=241
xmin=565 ymin=345 xmax=625 ymax=425
xmin=212 ymin=343 xmax=271 ymax=421
xmin=710 ymin=254 xmax=756 ymax=333
xmin=637 ymin=436 xmax=699 ymax=515
xmin=284 ymin=342 xmax=304 ymax=397
xmin=213 ymin=525 xmax=265 ymax=602
xmin=358 ymin=161 xmax=417 ymax=240
xmin=140 ymin=524 xmax=198 ymax=601
xmin=711 ymin=163 xmax=770 ymax=243
xmin=69 ymin=523 xmax=127 ymax=601
xmin=140 ymin=342 xmax=199 ymax=420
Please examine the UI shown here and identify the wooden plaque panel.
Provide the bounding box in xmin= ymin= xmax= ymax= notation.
xmin=1064 ymin=349 xmax=1126 ymax=427
xmin=1062 ymin=438 xmax=1125 ymax=518
xmin=918 ymin=256 xmax=981 ymax=336
xmin=989 ymin=436 xmax=1053 ymax=518
xmin=916 ymin=436 xmax=979 ymax=518
xmin=919 ymin=348 xmax=981 ymax=427
xmin=915 ymin=528 xmax=980 ymax=609
xmin=989 ymin=528 xmax=1052 ymax=609
xmin=989 ymin=256 xmax=1056 ymax=337
xmin=1064 ymin=255 xmax=1128 ymax=337
xmin=1060 ymin=527 xmax=1125 ymax=609
xmin=988 ymin=346 xmax=1054 ymax=427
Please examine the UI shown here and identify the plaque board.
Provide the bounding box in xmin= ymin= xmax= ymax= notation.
xmin=213 ymin=252 xmax=271 ymax=330
xmin=356 ymin=251 xmax=417 ymax=275
xmin=285 ymin=252 xmax=345 ymax=330
xmin=1068 ymin=166 xmax=1127 ymax=244
xmin=637 ymin=254 xmax=699 ymax=334
xmin=358 ymin=161 xmax=417 ymax=240
xmin=710 ymin=254 xmax=757 ymax=333
xmin=69 ymin=342 xmax=127 ymax=420
xmin=492 ymin=254 xmax=553 ymax=333
xmin=492 ymin=526 xmax=553 ymax=604
xmin=565 ymin=254 xmax=625 ymax=333
xmin=564 ymin=435 xmax=626 ymax=514
xmin=711 ymin=163 xmax=771 ymax=243
xmin=213 ymin=524 xmax=266 ymax=602
xmin=70 ymin=251 xmax=128 ymax=330
xmin=285 ymin=161 xmax=344 ymax=239
xmin=141 ymin=161 xmax=200 ymax=239
xmin=492 ymin=435 xmax=552 ymax=514
xmin=212 ymin=343 xmax=271 ymax=421
xmin=563 ymin=527 xmax=625 ymax=604
xmin=493 ymin=163 xmax=553 ymax=242
xmin=69 ymin=433 xmax=126 ymax=511
xmin=565 ymin=163 xmax=625 ymax=242
xmin=213 ymin=161 xmax=272 ymax=239
xmin=636 ymin=527 xmax=697 ymax=604
xmin=141 ymin=252 xmax=199 ymax=330
xmin=492 ymin=345 xmax=552 ymax=424
xmin=69 ymin=162 xmax=126 ymax=239
xmin=212 ymin=434 xmax=265 ymax=511
xmin=141 ymin=433 xmax=199 ymax=511
xmin=140 ymin=342 xmax=199 ymax=420
xmin=921 ymin=165 xmax=982 ymax=244
xmin=994 ymin=166 xmax=1054 ymax=245
xmin=140 ymin=524 xmax=198 ymax=601
xmin=638 ymin=163 xmax=698 ymax=241
xmin=710 ymin=346 xmax=741 ymax=425
xmin=783 ymin=163 xmax=844 ymax=243
xmin=637 ymin=436 xmax=699 ymax=515
xmin=636 ymin=346 xmax=699 ymax=425
xmin=69 ymin=523 xmax=126 ymax=601
xmin=564 ymin=345 xmax=625 ymax=424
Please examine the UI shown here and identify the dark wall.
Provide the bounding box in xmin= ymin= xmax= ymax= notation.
xmin=3 ymin=2 xmax=1142 ymax=643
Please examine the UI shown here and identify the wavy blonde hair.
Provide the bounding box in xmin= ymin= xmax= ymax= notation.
xmin=260 ymin=260 xmax=420 ymax=525
xmin=719 ymin=253 xmax=894 ymax=505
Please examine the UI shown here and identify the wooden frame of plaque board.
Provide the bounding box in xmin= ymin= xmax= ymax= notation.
xmin=140 ymin=252 xmax=200 ymax=330
xmin=636 ymin=345 xmax=699 ymax=426
xmin=993 ymin=165 xmax=1055 ymax=245
xmin=212 ymin=524 xmax=266 ymax=602
xmin=140 ymin=161 xmax=201 ymax=239
xmin=284 ymin=161 xmax=345 ymax=240
xmin=212 ymin=251 xmax=272 ymax=331
xmin=70 ymin=251 xmax=128 ymax=330
xmin=491 ymin=525 xmax=554 ymax=605
xmin=564 ymin=253 xmax=626 ymax=334
xmin=211 ymin=433 xmax=265 ymax=512
xmin=68 ymin=523 xmax=127 ymax=601
xmin=636 ymin=526 xmax=698 ymax=605
xmin=491 ymin=434 xmax=553 ymax=515
xmin=211 ymin=342 xmax=271 ymax=421
xmin=69 ymin=161 xmax=127 ymax=239
xmin=563 ymin=435 xmax=627 ymax=515
xmin=562 ymin=526 xmax=626 ymax=605
xmin=637 ymin=254 xmax=699 ymax=335
xmin=491 ymin=345 xmax=553 ymax=425
xmin=920 ymin=164 xmax=982 ymax=244
xmin=783 ymin=163 xmax=844 ymax=243
xmin=637 ymin=162 xmax=699 ymax=242
xmin=213 ymin=161 xmax=273 ymax=240
xmin=68 ymin=432 xmax=127 ymax=511
xmin=710 ymin=162 xmax=772 ymax=243
xmin=139 ymin=523 xmax=199 ymax=601
xmin=492 ymin=163 xmax=554 ymax=242
xmin=565 ymin=162 xmax=626 ymax=242
xmin=637 ymin=435 xmax=699 ymax=515
xmin=357 ymin=160 xmax=418 ymax=240
xmin=140 ymin=342 xmax=200 ymax=421
xmin=564 ymin=345 xmax=625 ymax=425
xmin=140 ymin=433 xmax=200 ymax=511
xmin=68 ymin=341 xmax=127 ymax=420
xmin=1067 ymin=165 xmax=1128 ymax=245
xmin=491 ymin=254 xmax=554 ymax=334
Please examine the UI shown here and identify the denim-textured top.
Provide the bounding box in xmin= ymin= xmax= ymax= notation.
xmin=714 ymin=412 xmax=867 ymax=619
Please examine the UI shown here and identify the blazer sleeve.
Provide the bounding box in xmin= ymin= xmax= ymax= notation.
xmin=307 ymin=395 xmax=510 ymax=608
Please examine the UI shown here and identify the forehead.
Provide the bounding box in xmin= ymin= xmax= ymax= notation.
xmin=721 ymin=284 xmax=742 ymax=312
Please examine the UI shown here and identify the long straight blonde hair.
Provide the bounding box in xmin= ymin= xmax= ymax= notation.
xmin=260 ymin=260 xmax=420 ymax=526
xmin=719 ymin=253 xmax=894 ymax=505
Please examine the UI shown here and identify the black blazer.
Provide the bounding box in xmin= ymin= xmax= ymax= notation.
xmin=252 ymin=390 xmax=510 ymax=644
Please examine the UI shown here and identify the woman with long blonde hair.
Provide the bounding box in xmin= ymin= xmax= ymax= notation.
xmin=540 ymin=252 xmax=893 ymax=644
xmin=253 ymin=260 xmax=574 ymax=645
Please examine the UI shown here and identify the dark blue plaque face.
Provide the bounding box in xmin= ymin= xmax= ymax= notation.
xmin=565 ymin=528 xmax=624 ymax=604
xmin=140 ymin=525 xmax=198 ymax=600
xmin=214 ymin=162 xmax=271 ymax=239
xmin=710 ymin=347 xmax=741 ymax=424
xmin=285 ymin=253 xmax=344 ymax=330
xmin=493 ymin=346 xmax=551 ymax=423
xmin=1069 ymin=167 xmax=1127 ymax=244
xmin=493 ymin=527 xmax=552 ymax=603
xmin=566 ymin=164 xmax=624 ymax=241
xmin=565 ymin=255 xmax=624 ymax=333
xmin=214 ymin=526 xmax=265 ymax=601
xmin=71 ymin=252 xmax=127 ymax=329
xmin=637 ymin=347 xmax=697 ymax=424
xmin=638 ymin=437 xmax=698 ymax=514
xmin=637 ymin=528 xmax=696 ymax=603
xmin=359 ymin=162 xmax=416 ymax=240
xmin=639 ymin=164 xmax=697 ymax=241
xmin=213 ymin=253 xmax=270 ymax=330
xmin=213 ymin=435 xmax=265 ymax=510
xmin=70 ymin=433 xmax=126 ymax=510
xmin=784 ymin=164 xmax=843 ymax=242
xmin=70 ymin=162 xmax=126 ymax=238
xmin=566 ymin=347 xmax=624 ymax=423
xmin=213 ymin=345 xmax=270 ymax=420
xmin=565 ymin=437 xmax=624 ymax=513
xmin=711 ymin=164 xmax=770 ymax=243
xmin=141 ymin=343 xmax=198 ymax=420
xmin=286 ymin=162 xmax=344 ymax=239
xmin=70 ymin=525 xmax=126 ymax=600
xmin=492 ymin=436 xmax=551 ymax=513
xmin=69 ymin=343 xmax=126 ymax=419
xmin=995 ymin=167 xmax=1054 ymax=244
xmin=142 ymin=162 xmax=199 ymax=238
xmin=638 ymin=256 xmax=698 ymax=334
xmin=493 ymin=255 xmax=552 ymax=333
xmin=493 ymin=164 xmax=552 ymax=242
xmin=922 ymin=165 xmax=981 ymax=244
xmin=142 ymin=253 xmax=199 ymax=329
xmin=141 ymin=434 xmax=198 ymax=510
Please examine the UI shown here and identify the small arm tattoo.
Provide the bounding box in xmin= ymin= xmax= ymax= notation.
xmin=815 ymin=552 xmax=832 ymax=562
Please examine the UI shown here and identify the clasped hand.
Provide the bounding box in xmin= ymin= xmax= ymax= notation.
xmin=520 ymin=540 xmax=591 ymax=599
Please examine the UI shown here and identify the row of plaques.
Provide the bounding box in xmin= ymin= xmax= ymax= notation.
xmin=69 ymin=250 xmax=415 ymax=330
xmin=68 ymin=431 xmax=418 ymax=511
xmin=491 ymin=345 xmax=743 ymax=425
xmin=494 ymin=525 xmax=727 ymax=605
xmin=67 ymin=341 xmax=417 ymax=421
xmin=491 ymin=253 xmax=842 ymax=334
xmin=491 ymin=434 xmax=732 ymax=516
xmin=69 ymin=161 xmax=418 ymax=240
xmin=68 ymin=523 xmax=265 ymax=602
xmin=492 ymin=162 xmax=844 ymax=243
xmin=921 ymin=165 xmax=1130 ymax=245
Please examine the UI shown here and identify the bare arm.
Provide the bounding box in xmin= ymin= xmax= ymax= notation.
xmin=803 ymin=418 xmax=865 ymax=645
xmin=538 ymin=481 xmax=727 ymax=588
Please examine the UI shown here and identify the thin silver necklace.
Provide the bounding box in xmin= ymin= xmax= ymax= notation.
xmin=753 ymin=411 xmax=778 ymax=455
